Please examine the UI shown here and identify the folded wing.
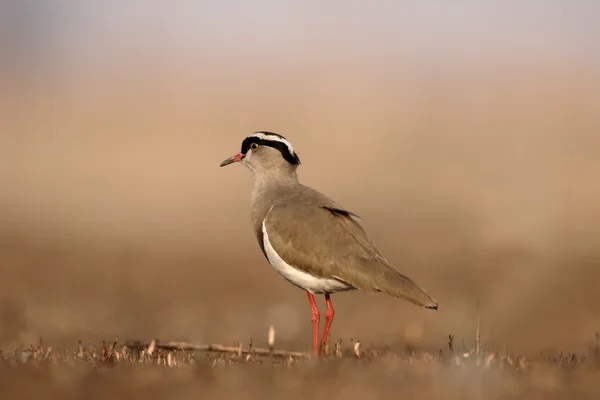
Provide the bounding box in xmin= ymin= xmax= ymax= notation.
xmin=264 ymin=204 xmax=438 ymax=309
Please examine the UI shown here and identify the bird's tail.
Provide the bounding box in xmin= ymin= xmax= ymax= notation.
xmin=331 ymin=257 xmax=438 ymax=310
xmin=368 ymin=262 xmax=438 ymax=310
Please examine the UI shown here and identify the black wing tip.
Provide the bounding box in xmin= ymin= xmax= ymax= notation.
xmin=323 ymin=206 xmax=362 ymax=220
xmin=425 ymin=303 xmax=439 ymax=310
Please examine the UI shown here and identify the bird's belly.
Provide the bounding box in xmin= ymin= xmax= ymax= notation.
xmin=261 ymin=223 xmax=352 ymax=294
xmin=267 ymin=256 xmax=351 ymax=294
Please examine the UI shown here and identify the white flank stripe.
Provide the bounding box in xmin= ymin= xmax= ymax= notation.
xmin=261 ymin=219 xmax=351 ymax=294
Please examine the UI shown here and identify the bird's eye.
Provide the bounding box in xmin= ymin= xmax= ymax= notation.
xmin=250 ymin=143 xmax=259 ymax=150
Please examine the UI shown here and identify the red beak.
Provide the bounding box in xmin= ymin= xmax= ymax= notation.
xmin=220 ymin=152 xmax=245 ymax=167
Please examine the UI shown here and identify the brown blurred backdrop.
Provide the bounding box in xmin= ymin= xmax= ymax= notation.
xmin=1 ymin=1 xmax=599 ymax=354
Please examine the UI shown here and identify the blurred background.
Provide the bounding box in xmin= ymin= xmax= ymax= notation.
xmin=1 ymin=0 xmax=599 ymax=353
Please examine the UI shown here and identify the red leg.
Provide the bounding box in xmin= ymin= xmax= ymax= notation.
xmin=306 ymin=291 xmax=320 ymax=356
xmin=319 ymin=294 xmax=335 ymax=355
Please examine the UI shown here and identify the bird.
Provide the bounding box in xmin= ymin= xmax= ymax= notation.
xmin=220 ymin=131 xmax=438 ymax=356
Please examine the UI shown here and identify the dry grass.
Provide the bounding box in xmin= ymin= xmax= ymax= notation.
xmin=1 ymin=334 xmax=600 ymax=400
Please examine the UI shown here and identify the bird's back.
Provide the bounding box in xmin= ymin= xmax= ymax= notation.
xmin=250 ymin=181 xmax=339 ymax=238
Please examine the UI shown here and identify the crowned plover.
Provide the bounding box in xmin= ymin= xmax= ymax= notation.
xmin=220 ymin=132 xmax=438 ymax=356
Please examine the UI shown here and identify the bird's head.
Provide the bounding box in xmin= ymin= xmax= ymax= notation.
xmin=220 ymin=131 xmax=301 ymax=175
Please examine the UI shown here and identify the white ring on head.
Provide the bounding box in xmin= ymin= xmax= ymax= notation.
xmin=249 ymin=132 xmax=295 ymax=156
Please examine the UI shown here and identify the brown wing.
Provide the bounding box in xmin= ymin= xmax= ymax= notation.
xmin=264 ymin=204 xmax=438 ymax=309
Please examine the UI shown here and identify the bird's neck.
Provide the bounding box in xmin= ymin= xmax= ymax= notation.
xmin=250 ymin=169 xmax=299 ymax=228
xmin=252 ymin=168 xmax=299 ymax=191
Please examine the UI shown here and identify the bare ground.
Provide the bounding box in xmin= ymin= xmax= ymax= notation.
xmin=1 ymin=335 xmax=600 ymax=400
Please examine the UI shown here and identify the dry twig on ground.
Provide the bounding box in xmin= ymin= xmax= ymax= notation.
xmin=124 ymin=340 xmax=310 ymax=359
